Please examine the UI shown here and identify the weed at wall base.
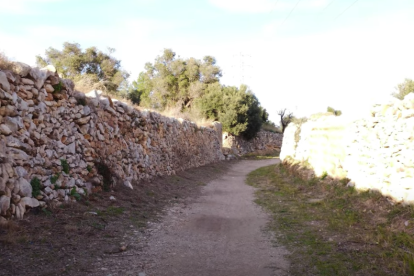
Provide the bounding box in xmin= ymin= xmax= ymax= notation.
xmin=30 ymin=177 xmax=41 ymax=198
xmin=95 ymin=161 xmax=113 ymax=192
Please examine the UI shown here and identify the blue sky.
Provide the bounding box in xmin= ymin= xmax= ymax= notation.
xmin=1 ymin=0 xmax=414 ymax=122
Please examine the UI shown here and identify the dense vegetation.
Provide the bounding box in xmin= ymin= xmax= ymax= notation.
xmin=128 ymin=48 xmax=270 ymax=139
xmin=392 ymin=78 xmax=414 ymax=100
xmin=36 ymin=42 xmax=130 ymax=94
xmin=327 ymin=106 xmax=342 ymax=116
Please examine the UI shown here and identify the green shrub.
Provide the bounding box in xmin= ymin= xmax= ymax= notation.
xmin=31 ymin=177 xmax=41 ymax=198
xmin=50 ymin=173 xmax=60 ymax=185
xmin=52 ymin=81 xmax=63 ymax=93
xmin=70 ymin=187 xmax=81 ymax=201
xmin=60 ymin=159 xmax=70 ymax=174
xmin=76 ymin=97 xmax=87 ymax=106
xmin=95 ymin=161 xmax=113 ymax=192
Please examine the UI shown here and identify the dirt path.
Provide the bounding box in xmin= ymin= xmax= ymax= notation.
xmin=97 ymin=159 xmax=290 ymax=276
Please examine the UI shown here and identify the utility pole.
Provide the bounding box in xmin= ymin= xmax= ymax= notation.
xmin=231 ymin=52 xmax=252 ymax=85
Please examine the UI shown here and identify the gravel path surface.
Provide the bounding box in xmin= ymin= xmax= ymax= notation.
xmin=96 ymin=159 xmax=290 ymax=276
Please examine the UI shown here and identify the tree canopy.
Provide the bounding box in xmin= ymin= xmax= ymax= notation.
xmin=133 ymin=49 xmax=269 ymax=139
xmin=36 ymin=42 xmax=129 ymax=93
xmin=392 ymin=78 xmax=414 ymax=100
xmin=327 ymin=106 xmax=342 ymax=116
xmin=278 ymin=109 xmax=293 ymax=133
xmin=133 ymin=49 xmax=222 ymax=110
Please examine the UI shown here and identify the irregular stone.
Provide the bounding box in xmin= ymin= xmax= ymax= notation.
xmin=44 ymin=84 xmax=54 ymax=93
xmin=76 ymin=116 xmax=91 ymax=125
xmin=44 ymin=186 xmax=53 ymax=194
xmin=67 ymin=142 xmax=76 ymax=154
xmin=14 ymin=167 xmax=27 ymax=178
xmin=61 ymin=79 xmax=75 ymax=94
xmin=15 ymin=203 xmax=25 ymax=219
xmin=105 ymin=106 xmax=117 ymax=116
xmin=4 ymin=163 xmax=15 ymax=177
xmin=90 ymin=177 xmax=101 ymax=186
xmin=48 ymin=75 xmax=60 ymax=85
xmin=6 ymin=136 xmax=26 ymax=149
xmin=0 ymin=124 xmax=12 ymax=135
xmin=12 ymin=62 xmax=31 ymax=77
xmin=0 ymin=71 xmax=10 ymax=92
xmin=5 ymin=71 xmax=15 ymax=82
xmin=4 ymin=116 xmax=23 ymax=132
xmin=21 ymin=78 xmax=35 ymax=85
xmin=85 ymin=89 xmax=104 ymax=99
xmin=82 ymin=105 xmax=91 ymax=116
xmin=0 ymin=195 xmax=10 ymax=215
xmin=0 ymin=105 xmax=18 ymax=117
xmin=0 ymin=177 xmax=6 ymax=194
xmin=30 ymin=67 xmax=52 ymax=89
xmin=66 ymin=178 xmax=76 ymax=188
xmin=18 ymin=178 xmax=32 ymax=197
xmin=12 ymin=194 xmax=20 ymax=204
xmin=8 ymin=148 xmax=29 ymax=161
xmin=97 ymin=131 xmax=105 ymax=141
xmin=20 ymin=197 xmax=39 ymax=208
xmin=124 ymin=181 xmax=133 ymax=190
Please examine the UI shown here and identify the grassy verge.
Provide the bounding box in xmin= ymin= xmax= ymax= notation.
xmin=242 ymin=149 xmax=280 ymax=160
xmin=246 ymin=163 xmax=414 ymax=276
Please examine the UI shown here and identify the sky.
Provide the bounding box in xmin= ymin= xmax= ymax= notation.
xmin=1 ymin=0 xmax=413 ymax=122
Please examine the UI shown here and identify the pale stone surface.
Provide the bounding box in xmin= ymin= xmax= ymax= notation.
xmin=44 ymin=84 xmax=54 ymax=93
xmin=124 ymin=181 xmax=133 ymax=190
xmin=0 ymin=124 xmax=12 ymax=135
xmin=279 ymin=124 xmax=298 ymax=161
xmin=18 ymin=178 xmax=32 ymax=197
xmin=0 ymin=71 xmax=10 ymax=92
xmin=12 ymin=62 xmax=31 ymax=77
xmin=280 ymin=99 xmax=414 ymax=204
xmin=0 ymin=195 xmax=10 ymax=215
xmin=20 ymin=197 xmax=39 ymax=208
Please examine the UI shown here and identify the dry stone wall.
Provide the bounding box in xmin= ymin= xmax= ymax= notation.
xmin=222 ymin=131 xmax=283 ymax=157
xmin=280 ymin=94 xmax=414 ymax=204
xmin=0 ymin=63 xmax=224 ymax=220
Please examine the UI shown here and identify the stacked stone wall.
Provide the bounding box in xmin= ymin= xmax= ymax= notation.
xmin=0 ymin=63 xmax=224 ymax=220
xmin=222 ymin=131 xmax=283 ymax=156
xmin=280 ymin=95 xmax=414 ymax=204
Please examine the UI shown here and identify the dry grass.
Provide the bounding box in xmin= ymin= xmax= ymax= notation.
xmin=77 ymin=86 xmax=215 ymax=128
xmin=261 ymin=122 xmax=281 ymax=133
xmin=0 ymin=52 xmax=14 ymax=71
xmin=159 ymin=105 xmax=214 ymax=127
xmin=242 ymin=148 xmax=281 ymax=160
xmin=246 ymin=161 xmax=414 ymax=276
